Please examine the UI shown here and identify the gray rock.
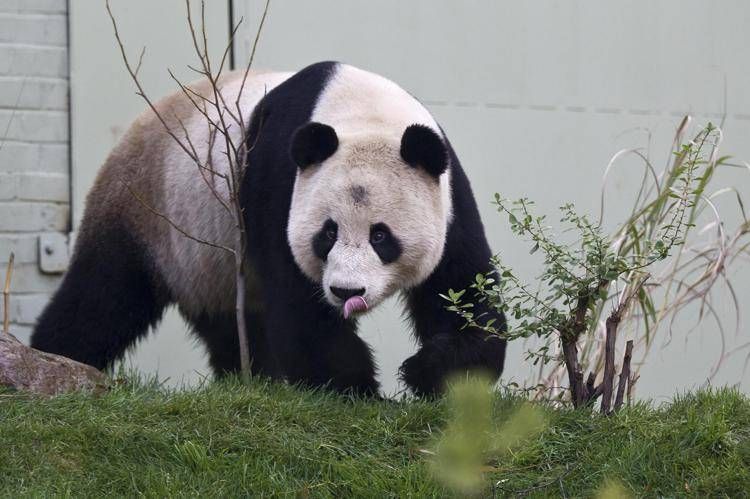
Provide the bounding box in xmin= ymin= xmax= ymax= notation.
xmin=0 ymin=332 xmax=107 ymax=396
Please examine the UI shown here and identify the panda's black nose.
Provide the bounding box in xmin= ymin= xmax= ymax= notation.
xmin=330 ymin=286 xmax=366 ymax=301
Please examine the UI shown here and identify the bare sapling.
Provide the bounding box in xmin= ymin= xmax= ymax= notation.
xmin=105 ymin=0 xmax=270 ymax=383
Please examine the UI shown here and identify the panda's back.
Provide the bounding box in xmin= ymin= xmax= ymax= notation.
xmin=81 ymin=69 xmax=293 ymax=317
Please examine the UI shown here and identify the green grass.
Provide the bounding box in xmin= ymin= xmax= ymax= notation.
xmin=1 ymin=378 xmax=749 ymax=497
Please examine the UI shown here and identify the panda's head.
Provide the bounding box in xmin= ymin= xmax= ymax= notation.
xmin=287 ymin=121 xmax=452 ymax=318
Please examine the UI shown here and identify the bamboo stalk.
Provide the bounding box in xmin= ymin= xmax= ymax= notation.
xmin=3 ymin=253 xmax=14 ymax=335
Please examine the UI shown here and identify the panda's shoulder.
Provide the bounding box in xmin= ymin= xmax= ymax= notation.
xmin=273 ymin=62 xmax=407 ymax=105
xmin=312 ymin=63 xmax=438 ymax=135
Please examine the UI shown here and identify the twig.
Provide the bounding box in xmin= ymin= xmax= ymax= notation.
xmin=235 ymin=253 xmax=250 ymax=382
xmin=118 ymin=179 xmax=234 ymax=254
xmin=236 ymin=0 xmax=271 ymax=119
xmin=3 ymin=253 xmax=14 ymax=334
xmin=106 ymin=0 xmax=200 ymax=165
xmin=600 ymin=312 xmax=620 ymax=414
xmin=614 ymin=340 xmax=634 ymax=411
xmin=134 ymin=46 xmax=146 ymax=76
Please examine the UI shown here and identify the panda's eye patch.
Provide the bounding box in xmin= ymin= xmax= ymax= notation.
xmin=370 ymin=230 xmax=386 ymax=245
xmin=313 ymin=219 xmax=338 ymax=261
xmin=370 ymin=223 xmax=401 ymax=264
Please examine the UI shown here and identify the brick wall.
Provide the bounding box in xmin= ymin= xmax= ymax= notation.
xmin=0 ymin=0 xmax=69 ymax=342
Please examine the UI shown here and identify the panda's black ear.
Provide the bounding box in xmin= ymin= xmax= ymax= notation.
xmin=290 ymin=122 xmax=339 ymax=169
xmin=400 ymin=124 xmax=448 ymax=178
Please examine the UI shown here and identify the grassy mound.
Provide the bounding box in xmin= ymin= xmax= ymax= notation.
xmin=2 ymin=378 xmax=749 ymax=497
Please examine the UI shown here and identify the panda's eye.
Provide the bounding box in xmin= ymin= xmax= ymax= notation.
xmin=313 ymin=219 xmax=338 ymax=261
xmin=369 ymin=223 xmax=402 ymax=264
xmin=370 ymin=230 xmax=386 ymax=245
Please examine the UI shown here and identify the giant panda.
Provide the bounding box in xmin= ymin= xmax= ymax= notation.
xmin=31 ymin=61 xmax=506 ymax=397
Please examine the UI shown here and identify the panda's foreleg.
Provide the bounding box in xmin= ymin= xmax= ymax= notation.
xmin=306 ymin=324 xmax=380 ymax=396
xmin=399 ymin=326 xmax=506 ymax=397
xmin=30 ymin=226 xmax=170 ymax=370
xmin=281 ymin=320 xmax=380 ymax=397
xmin=401 ymin=260 xmax=507 ymax=397
xmin=262 ymin=299 xmax=380 ymax=396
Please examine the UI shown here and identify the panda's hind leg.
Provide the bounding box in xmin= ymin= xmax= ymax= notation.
xmin=186 ymin=309 xmax=278 ymax=379
xmin=30 ymin=225 xmax=170 ymax=370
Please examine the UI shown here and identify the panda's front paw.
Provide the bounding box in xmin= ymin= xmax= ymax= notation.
xmin=398 ymin=335 xmax=454 ymax=397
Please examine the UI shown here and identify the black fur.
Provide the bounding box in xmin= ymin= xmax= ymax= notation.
xmin=186 ymin=309 xmax=278 ymax=378
xmin=290 ymin=121 xmax=339 ymax=168
xmin=31 ymin=224 xmax=169 ymax=370
xmin=369 ymin=222 xmax=401 ymax=264
xmin=312 ymin=218 xmax=337 ymax=261
xmin=400 ymin=124 xmax=448 ymax=178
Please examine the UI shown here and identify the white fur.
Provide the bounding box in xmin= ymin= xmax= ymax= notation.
xmin=156 ymin=71 xmax=293 ymax=316
xmin=288 ymin=64 xmax=453 ymax=315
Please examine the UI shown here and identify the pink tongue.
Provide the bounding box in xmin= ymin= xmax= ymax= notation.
xmin=343 ymin=296 xmax=368 ymax=319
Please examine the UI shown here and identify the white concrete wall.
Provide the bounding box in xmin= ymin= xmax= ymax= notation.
xmin=0 ymin=0 xmax=69 ymax=343
xmin=16 ymin=1 xmax=750 ymax=400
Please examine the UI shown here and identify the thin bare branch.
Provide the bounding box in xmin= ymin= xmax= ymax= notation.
xmin=200 ymin=1 xmax=211 ymax=74
xmin=198 ymin=122 xmax=234 ymax=215
xmin=3 ymin=253 xmax=14 ymax=335
xmin=106 ymin=0 xmax=199 ymax=164
xmin=167 ymin=68 xmax=217 ymax=112
xmin=236 ymin=0 xmax=271 ymax=118
xmin=234 ymin=252 xmax=250 ymax=383
xmin=185 ymin=0 xmax=207 ymax=71
xmin=118 ymin=178 xmax=234 ymax=254
xmin=214 ymin=2 xmax=243 ymax=79
xmin=134 ymin=46 xmax=146 ymax=76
